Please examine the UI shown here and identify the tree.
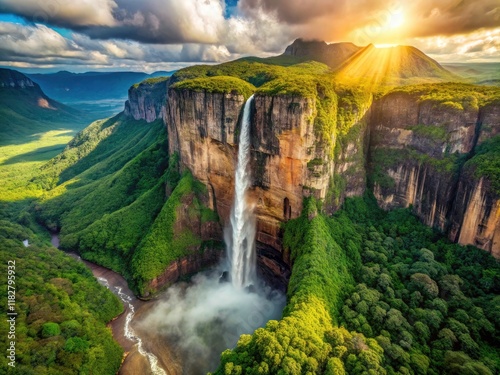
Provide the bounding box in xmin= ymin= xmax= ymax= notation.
xmin=41 ymin=322 xmax=60 ymax=338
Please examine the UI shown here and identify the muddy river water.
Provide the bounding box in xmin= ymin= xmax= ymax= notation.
xmin=51 ymin=234 xmax=182 ymax=374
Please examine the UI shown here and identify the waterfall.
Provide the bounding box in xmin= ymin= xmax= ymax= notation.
xmin=226 ymin=94 xmax=256 ymax=288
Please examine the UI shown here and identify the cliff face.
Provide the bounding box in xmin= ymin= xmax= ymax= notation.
xmin=369 ymin=91 xmax=500 ymax=256
xmin=449 ymin=173 xmax=500 ymax=257
xmin=165 ymin=87 xmax=372 ymax=282
xmin=250 ymin=95 xmax=325 ymax=250
xmin=166 ymin=89 xmax=243 ymax=222
xmin=447 ymin=106 xmax=500 ymax=257
xmin=161 ymin=82 xmax=499 ymax=290
xmin=124 ymin=78 xmax=168 ymax=122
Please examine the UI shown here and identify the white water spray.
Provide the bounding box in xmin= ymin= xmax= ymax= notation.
xmin=226 ymin=95 xmax=256 ymax=288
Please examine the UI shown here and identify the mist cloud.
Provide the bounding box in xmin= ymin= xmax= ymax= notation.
xmin=141 ymin=271 xmax=285 ymax=374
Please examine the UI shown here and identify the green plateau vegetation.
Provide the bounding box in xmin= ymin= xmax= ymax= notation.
xmin=213 ymin=196 xmax=500 ymax=375
xmin=171 ymin=60 xmax=330 ymax=98
xmin=132 ymin=76 xmax=170 ymax=88
xmin=379 ymin=82 xmax=500 ymax=107
xmin=173 ymin=76 xmax=256 ymax=99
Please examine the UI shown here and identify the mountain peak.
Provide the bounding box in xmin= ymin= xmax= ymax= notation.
xmin=0 ymin=68 xmax=36 ymax=89
xmin=282 ymin=39 xmax=362 ymax=69
xmin=338 ymin=43 xmax=454 ymax=83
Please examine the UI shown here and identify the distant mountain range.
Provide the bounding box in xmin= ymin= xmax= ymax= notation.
xmin=27 ymin=70 xmax=175 ymax=103
xmin=0 ymin=68 xmax=91 ymax=142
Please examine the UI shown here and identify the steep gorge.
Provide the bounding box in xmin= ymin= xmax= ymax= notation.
xmin=121 ymin=75 xmax=500 ymax=292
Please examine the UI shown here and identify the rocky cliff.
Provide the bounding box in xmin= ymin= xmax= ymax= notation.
xmin=165 ymin=83 xmax=372 ymax=281
xmin=369 ymin=87 xmax=500 ymax=257
xmin=119 ymin=68 xmax=500 ymax=294
xmin=124 ymin=77 xmax=169 ymax=122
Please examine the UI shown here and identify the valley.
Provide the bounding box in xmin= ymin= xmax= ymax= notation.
xmin=0 ymin=37 xmax=499 ymax=375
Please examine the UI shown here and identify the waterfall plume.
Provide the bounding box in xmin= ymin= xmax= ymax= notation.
xmin=226 ymin=94 xmax=256 ymax=288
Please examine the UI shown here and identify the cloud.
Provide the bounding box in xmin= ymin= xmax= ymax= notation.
xmin=407 ymin=0 xmax=500 ymax=37
xmin=0 ymin=22 xmax=243 ymax=72
xmin=0 ymin=0 xmax=498 ymax=71
xmin=238 ymin=0 xmax=500 ymax=44
xmin=82 ymin=0 xmax=227 ymax=44
xmin=0 ymin=0 xmax=117 ymax=27
xmin=411 ymin=28 xmax=500 ymax=62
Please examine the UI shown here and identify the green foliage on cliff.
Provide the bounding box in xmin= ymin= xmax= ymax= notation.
xmin=131 ymin=171 xmax=218 ymax=294
xmin=369 ymin=148 xmax=462 ymax=189
xmin=132 ymin=76 xmax=169 ymax=88
xmin=467 ymin=135 xmax=500 ymax=195
xmin=408 ymin=124 xmax=448 ymax=142
xmin=0 ymin=221 xmax=123 ymax=374
xmin=172 ymin=76 xmax=256 ymax=99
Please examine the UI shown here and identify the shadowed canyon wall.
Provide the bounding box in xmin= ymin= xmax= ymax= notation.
xmin=369 ymin=91 xmax=500 ymax=257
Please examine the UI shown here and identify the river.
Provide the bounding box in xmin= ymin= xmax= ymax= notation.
xmin=50 ymin=233 xmax=284 ymax=374
xmin=51 ymin=234 xmax=182 ymax=375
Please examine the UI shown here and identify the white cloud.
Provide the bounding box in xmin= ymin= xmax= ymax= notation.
xmin=411 ymin=28 xmax=500 ymax=62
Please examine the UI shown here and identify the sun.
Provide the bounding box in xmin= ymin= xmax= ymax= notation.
xmin=387 ymin=9 xmax=404 ymax=29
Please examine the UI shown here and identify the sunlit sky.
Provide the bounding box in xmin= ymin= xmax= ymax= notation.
xmin=0 ymin=0 xmax=498 ymax=73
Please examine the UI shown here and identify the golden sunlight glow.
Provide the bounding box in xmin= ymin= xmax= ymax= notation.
xmin=336 ymin=45 xmax=403 ymax=90
xmin=387 ymin=10 xmax=405 ymax=29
